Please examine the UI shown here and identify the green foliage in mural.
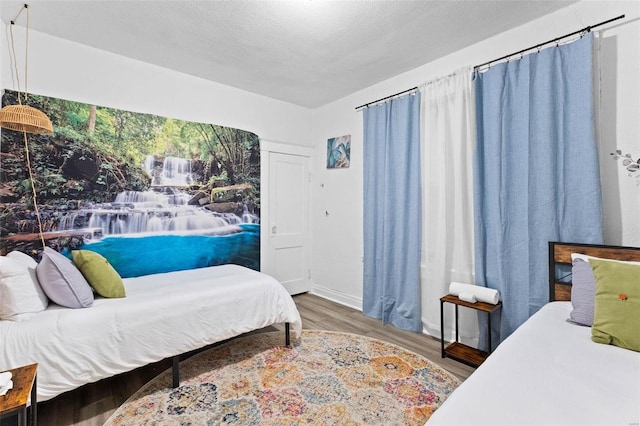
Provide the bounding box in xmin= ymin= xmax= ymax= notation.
xmin=1 ymin=90 xmax=259 ymax=199
xmin=1 ymin=90 xmax=151 ymax=205
xmin=0 ymin=90 xmax=261 ymax=240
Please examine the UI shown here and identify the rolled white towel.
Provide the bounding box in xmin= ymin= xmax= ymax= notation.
xmin=0 ymin=379 xmax=13 ymax=396
xmin=0 ymin=371 xmax=11 ymax=388
xmin=458 ymin=292 xmax=477 ymax=303
xmin=0 ymin=372 xmax=12 ymax=396
xmin=449 ymin=282 xmax=500 ymax=305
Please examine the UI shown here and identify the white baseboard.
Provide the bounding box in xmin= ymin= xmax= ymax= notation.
xmin=308 ymin=286 xmax=479 ymax=346
xmin=310 ymin=285 xmax=363 ymax=311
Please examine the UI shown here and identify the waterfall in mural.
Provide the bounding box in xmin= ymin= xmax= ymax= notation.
xmin=0 ymin=89 xmax=261 ymax=278
xmin=53 ymin=155 xmax=260 ymax=277
xmin=58 ymin=187 xmax=253 ymax=236
xmin=145 ymin=155 xmax=194 ymax=187
xmin=58 ymin=159 xmax=258 ymax=237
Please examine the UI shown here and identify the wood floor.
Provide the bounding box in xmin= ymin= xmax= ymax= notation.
xmin=4 ymin=293 xmax=474 ymax=426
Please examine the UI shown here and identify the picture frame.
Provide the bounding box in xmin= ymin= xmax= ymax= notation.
xmin=327 ymin=135 xmax=351 ymax=169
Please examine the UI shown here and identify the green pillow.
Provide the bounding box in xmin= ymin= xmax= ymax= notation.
xmin=71 ymin=250 xmax=125 ymax=298
xmin=589 ymin=259 xmax=640 ymax=352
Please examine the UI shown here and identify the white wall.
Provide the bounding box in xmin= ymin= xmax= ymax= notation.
xmin=1 ymin=27 xmax=312 ymax=145
xmin=310 ymin=0 xmax=640 ymax=336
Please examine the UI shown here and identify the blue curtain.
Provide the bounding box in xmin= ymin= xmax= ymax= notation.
xmin=363 ymin=93 xmax=422 ymax=332
xmin=474 ymin=34 xmax=603 ymax=346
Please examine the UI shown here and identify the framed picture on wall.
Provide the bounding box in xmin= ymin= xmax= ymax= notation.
xmin=327 ymin=135 xmax=351 ymax=169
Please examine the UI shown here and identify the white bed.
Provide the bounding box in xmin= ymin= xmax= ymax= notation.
xmin=428 ymin=301 xmax=640 ymax=425
xmin=0 ymin=264 xmax=302 ymax=402
xmin=428 ymin=242 xmax=640 ymax=426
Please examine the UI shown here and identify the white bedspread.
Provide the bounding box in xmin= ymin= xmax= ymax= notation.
xmin=0 ymin=264 xmax=302 ymax=402
xmin=428 ymin=302 xmax=640 ymax=425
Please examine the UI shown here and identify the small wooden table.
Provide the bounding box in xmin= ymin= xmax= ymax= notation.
xmin=440 ymin=294 xmax=502 ymax=368
xmin=0 ymin=363 xmax=37 ymax=426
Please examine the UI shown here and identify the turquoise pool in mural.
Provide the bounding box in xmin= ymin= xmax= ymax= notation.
xmin=65 ymin=224 xmax=260 ymax=278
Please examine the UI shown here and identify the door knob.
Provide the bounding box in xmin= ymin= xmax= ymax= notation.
xmin=272 ymin=226 xmax=277 ymax=234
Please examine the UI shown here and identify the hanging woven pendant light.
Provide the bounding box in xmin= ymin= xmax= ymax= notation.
xmin=0 ymin=4 xmax=53 ymax=135
xmin=0 ymin=104 xmax=53 ymax=134
xmin=1 ymin=3 xmax=52 ymax=250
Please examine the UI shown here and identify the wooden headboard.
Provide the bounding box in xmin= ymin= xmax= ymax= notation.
xmin=548 ymin=241 xmax=640 ymax=302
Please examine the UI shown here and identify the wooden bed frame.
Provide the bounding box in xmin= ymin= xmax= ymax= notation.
xmin=548 ymin=241 xmax=640 ymax=302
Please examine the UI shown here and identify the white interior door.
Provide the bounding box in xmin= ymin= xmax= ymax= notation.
xmin=267 ymin=151 xmax=311 ymax=294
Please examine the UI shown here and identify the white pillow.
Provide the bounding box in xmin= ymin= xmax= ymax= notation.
xmin=571 ymin=252 xmax=640 ymax=266
xmin=6 ymin=250 xmax=38 ymax=268
xmin=0 ymin=251 xmax=49 ymax=321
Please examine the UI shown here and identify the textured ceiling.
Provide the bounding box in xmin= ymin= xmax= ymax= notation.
xmin=0 ymin=1 xmax=578 ymax=108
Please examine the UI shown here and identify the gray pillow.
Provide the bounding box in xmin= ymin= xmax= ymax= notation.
xmin=569 ymin=258 xmax=595 ymax=326
xmin=36 ymin=247 xmax=94 ymax=308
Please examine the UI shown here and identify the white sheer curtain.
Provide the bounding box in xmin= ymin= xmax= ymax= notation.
xmin=420 ymin=68 xmax=478 ymax=344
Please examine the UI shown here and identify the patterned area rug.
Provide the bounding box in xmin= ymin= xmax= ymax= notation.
xmin=105 ymin=330 xmax=460 ymax=425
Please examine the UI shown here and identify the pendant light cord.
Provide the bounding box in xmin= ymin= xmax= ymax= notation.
xmin=7 ymin=4 xmax=46 ymax=249
xmin=22 ymin=131 xmax=46 ymax=249
xmin=8 ymin=5 xmax=30 ymax=104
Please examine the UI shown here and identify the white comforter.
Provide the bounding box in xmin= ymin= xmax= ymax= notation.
xmin=0 ymin=264 xmax=302 ymax=401
xmin=428 ymin=302 xmax=640 ymax=425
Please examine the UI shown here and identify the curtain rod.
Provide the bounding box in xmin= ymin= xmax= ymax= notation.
xmin=354 ymin=14 xmax=624 ymax=110
xmin=355 ymin=86 xmax=418 ymax=111
xmin=474 ymin=14 xmax=625 ymax=71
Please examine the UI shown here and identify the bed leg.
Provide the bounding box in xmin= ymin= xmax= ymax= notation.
xmin=285 ymin=322 xmax=291 ymax=346
xmin=172 ymin=356 xmax=180 ymax=388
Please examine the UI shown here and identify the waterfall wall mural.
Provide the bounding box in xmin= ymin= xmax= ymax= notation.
xmin=0 ymin=90 xmax=260 ymax=277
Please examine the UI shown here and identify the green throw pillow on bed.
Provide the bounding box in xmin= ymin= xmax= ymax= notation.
xmin=71 ymin=250 xmax=125 ymax=298
xmin=589 ymin=259 xmax=640 ymax=352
